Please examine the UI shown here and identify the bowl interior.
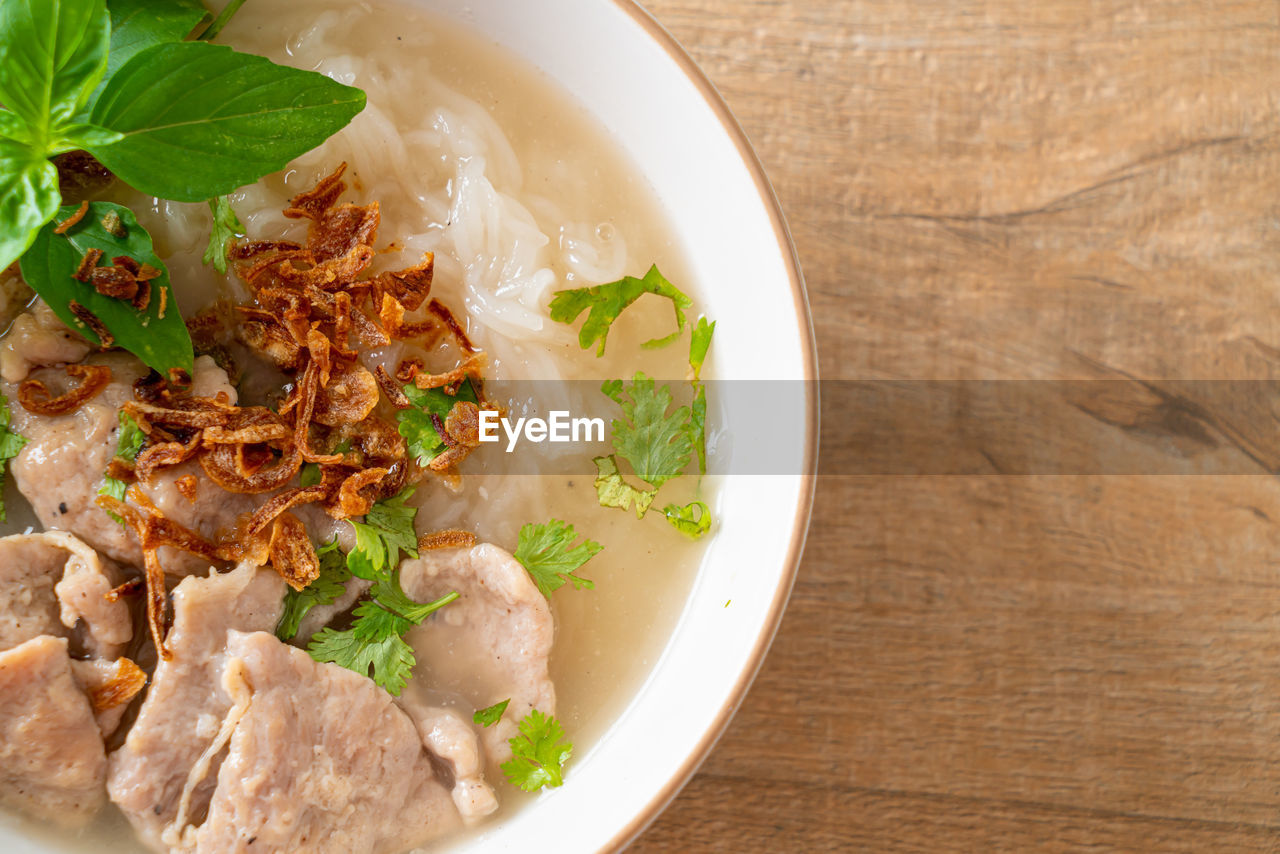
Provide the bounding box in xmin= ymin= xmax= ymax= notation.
xmin=0 ymin=2 xmax=815 ymax=852
xmin=418 ymin=0 xmax=816 ymax=850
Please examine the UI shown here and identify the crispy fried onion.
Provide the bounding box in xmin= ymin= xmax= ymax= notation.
xmin=69 ymin=300 xmax=113 ymax=346
xmin=134 ymin=435 xmax=201 ymax=484
xmin=122 ymin=397 xmax=236 ymax=432
xmin=175 ymin=474 xmax=198 ymax=502
xmin=373 ymin=254 xmax=433 ymax=311
xmin=418 ymin=529 xmax=477 ymax=551
xmin=200 ymin=407 xmax=290 ymax=446
xmin=245 ymin=484 xmax=330 ymax=537
xmin=141 ymin=548 xmax=169 ymax=658
xmin=97 ymin=490 xmax=241 ymax=656
xmin=401 ymin=351 xmax=488 ymax=392
xmin=105 ymin=577 xmax=144 ymax=602
xmin=200 ymin=443 xmax=302 ymax=494
xmin=378 ymin=293 xmax=444 ymax=343
xmin=312 ymin=361 xmax=379 ymax=426
xmin=267 ymin=512 xmax=320 ymax=590
xmin=375 ymin=364 xmax=410 ymax=408
xmin=101 ymin=166 xmax=502 ymax=658
xmin=85 ymin=657 xmax=148 ymax=712
xmin=331 ymin=466 xmax=388 ymax=518
xmin=18 ymin=363 xmax=112 ymax=415
xmin=284 ymin=162 xmax=348 ymax=221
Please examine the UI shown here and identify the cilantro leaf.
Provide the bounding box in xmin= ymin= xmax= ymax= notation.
xmin=397 ymin=379 xmax=478 ymax=467
xmin=688 ymin=317 xmax=714 ymax=474
xmin=308 ymin=605 xmax=417 ymax=696
xmin=513 ymin=519 xmax=601 ymax=598
xmin=0 ymin=394 xmax=27 ymax=522
xmin=689 ymin=316 xmax=715 ymax=381
xmin=276 ymin=538 xmax=351 ymax=641
xmin=662 ymin=500 xmax=712 ymax=539
xmin=369 ymin=570 xmax=458 ymax=623
xmin=114 ymin=410 xmax=146 ymax=460
xmin=307 ymin=571 xmax=457 ymax=696
xmin=346 ymin=486 xmax=419 ymax=580
xmin=602 ymin=373 xmax=693 ymax=488
xmin=98 ymin=411 xmax=144 ymax=526
xmin=473 ymin=699 xmax=510 ymax=728
xmin=592 ymin=455 xmax=655 ymax=519
xmin=549 ymin=264 xmax=692 ymax=356
xmin=501 ymin=709 xmax=573 ymax=792
xmin=202 ymin=194 xmax=244 ymax=275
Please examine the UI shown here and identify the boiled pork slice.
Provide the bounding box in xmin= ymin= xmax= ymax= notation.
xmin=108 ymin=561 xmax=286 ymax=853
xmin=0 ymin=300 xmax=93 ymax=383
xmin=0 ymin=635 xmax=107 ymax=827
xmin=0 ymin=530 xmax=131 ymax=658
xmin=399 ymin=543 xmax=555 ymax=762
xmin=178 ymin=631 xmax=461 ymax=854
xmin=402 ymin=704 xmax=498 ymax=822
xmin=7 ymin=353 xmax=253 ymax=577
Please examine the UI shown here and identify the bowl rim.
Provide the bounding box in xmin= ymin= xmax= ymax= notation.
xmin=599 ymin=2 xmax=820 ymax=850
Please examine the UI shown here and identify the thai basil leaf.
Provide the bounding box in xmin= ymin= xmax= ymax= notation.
xmin=20 ymin=201 xmax=194 ymax=374
xmin=0 ymin=111 xmax=33 ymax=146
xmin=0 ymin=141 xmax=61 ymax=271
xmin=47 ymin=120 xmax=121 ymax=154
xmin=100 ymin=0 xmax=209 ymax=88
xmin=0 ymin=0 xmax=110 ymax=130
xmin=87 ymin=41 xmax=366 ymax=202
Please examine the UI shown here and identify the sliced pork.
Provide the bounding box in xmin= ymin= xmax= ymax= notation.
xmin=108 ymin=562 xmax=286 ymax=853
xmin=0 ymin=635 xmax=107 ymax=827
xmin=7 ymin=354 xmax=253 ymax=576
xmin=180 ymin=631 xmax=461 ymax=854
xmin=399 ymin=543 xmax=555 ymax=762
xmin=403 ymin=704 xmax=498 ymax=822
xmin=70 ymin=656 xmax=148 ymax=739
xmin=0 ymin=530 xmax=131 ymax=658
xmin=0 ymin=301 xmax=93 ymax=383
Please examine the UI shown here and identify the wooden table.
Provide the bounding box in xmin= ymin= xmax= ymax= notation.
xmin=632 ymin=1 xmax=1280 ymax=850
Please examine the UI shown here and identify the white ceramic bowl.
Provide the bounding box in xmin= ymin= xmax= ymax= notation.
xmin=0 ymin=1 xmax=816 ymax=851
xmin=413 ymin=1 xmax=818 ymax=850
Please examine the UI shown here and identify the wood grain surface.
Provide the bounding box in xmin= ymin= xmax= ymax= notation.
xmin=631 ymin=1 xmax=1280 ymax=851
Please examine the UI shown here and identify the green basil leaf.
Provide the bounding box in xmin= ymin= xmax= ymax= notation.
xmin=20 ymin=201 xmax=194 ymax=374
xmin=88 ymin=41 xmax=366 ymax=202
xmin=47 ymin=120 xmax=122 ymax=154
xmin=0 ymin=111 xmax=34 ymax=145
xmin=102 ymin=0 xmax=209 ymax=85
xmin=0 ymin=0 xmax=110 ymax=130
xmin=0 ymin=141 xmax=61 ymax=271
